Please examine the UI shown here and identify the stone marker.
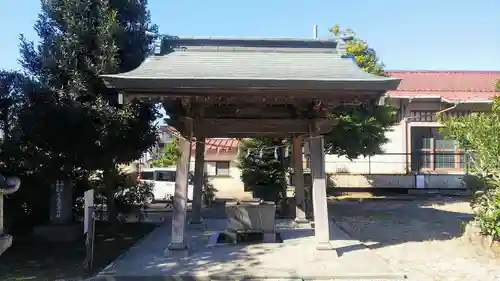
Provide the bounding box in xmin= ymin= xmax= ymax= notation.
xmin=34 ymin=180 xmax=79 ymax=242
xmin=50 ymin=180 xmax=73 ymax=225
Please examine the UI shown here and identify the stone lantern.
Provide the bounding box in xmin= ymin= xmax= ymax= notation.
xmin=0 ymin=175 xmax=21 ymax=256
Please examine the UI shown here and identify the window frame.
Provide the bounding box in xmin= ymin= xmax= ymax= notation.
xmin=415 ymin=131 xmax=465 ymax=172
xmin=155 ymin=170 xmax=176 ymax=182
xmin=140 ymin=171 xmax=155 ymax=180
xmin=205 ymin=161 xmax=231 ymax=177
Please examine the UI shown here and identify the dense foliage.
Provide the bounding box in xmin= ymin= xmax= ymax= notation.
xmin=1 ymin=0 xmax=160 ymax=228
xmin=324 ymin=25 xmax=397 ymax=158
xmin=151 ymin=139 xmax=180 ymax=168
xmin=440 ymin=97 xmax=500 ymax=240
xmin=238 ymin=138 xmax=288 ymax=203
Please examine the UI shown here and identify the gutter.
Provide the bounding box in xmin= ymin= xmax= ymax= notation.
xmin=403 ymin=99 xmax=459 ymax=174
xmin=387 ymin=95 xmax=493 ymax=104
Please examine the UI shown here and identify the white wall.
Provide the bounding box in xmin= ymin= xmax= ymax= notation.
xmin=324 ymin=121 xmax=407 ymax=174
xmin=323 ymin=100 xmax=475 ymax=175
xmin=190 ymin=151 xmax=251 ymax=200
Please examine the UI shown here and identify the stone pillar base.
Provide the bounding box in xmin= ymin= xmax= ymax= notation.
xmin=294 ymin=217 xmax=309 ymax=224
xmin=0 ymin=234 xmax=13 ymax=256
xmin=263 ymin=232 xmax=276 ymax=243
xmin=33 ymin=223 xmax=81 ymax=242
xmin=188 ymin=217 xmax=204 ymax=224
xmin=316 ymin=241 xmax=337 ymax=252
xmin=164 ymin=242 xmax=189 ymax=258
xmin=188 ymin=218 xmax=205 ymax=230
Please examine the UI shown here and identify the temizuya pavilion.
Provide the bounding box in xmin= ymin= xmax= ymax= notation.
xmin=101 ymin=35 xmax=401 ymax=254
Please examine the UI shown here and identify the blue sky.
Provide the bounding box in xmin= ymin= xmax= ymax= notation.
xmin=1 ymin=0 xmax=499 ymax=71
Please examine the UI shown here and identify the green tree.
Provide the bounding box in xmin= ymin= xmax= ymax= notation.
xmin=329 ymin=24 xmax=386 ymax=76
xmin=151 ymin=139 xmax=180 ymax=168
xmin=324 ymin=25 xmax=396 ymax=158
xmin=440 ymin=97 xmax=500 ymax=240
xmin=0 ymin=71 xmax=29 ymax=159
xmin=237 ymin=138 xmax=287 ymax=203
xmin=18 ymin=0 xmax=159 ymax=222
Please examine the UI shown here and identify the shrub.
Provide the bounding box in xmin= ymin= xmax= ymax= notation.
xmin=466 ymin=176 xmax=500 ymax=240
xmin=441 ymin=97 xmax=500 ymax=241
xmin=202 ymin=173 xmax=217 ymax=206
xmin=237 ymin=138 xmax=287 ymax=203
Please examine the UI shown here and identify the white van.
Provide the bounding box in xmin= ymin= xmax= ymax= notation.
xmin=138 ymin=167 xmax=194 ymax=203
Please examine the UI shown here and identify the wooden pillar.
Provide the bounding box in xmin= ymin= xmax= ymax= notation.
xmin=0 ymin=196 xmax=3 ymax=234
xmin=309 ymin=135 xmax=334 ymax=250
xmin=165 ymin=121 xmax=193 ymax=256
xmin=292 ymin=135 xmax=307 ymax=223
xmin=190 ymin=133 xmax=205 ymax=225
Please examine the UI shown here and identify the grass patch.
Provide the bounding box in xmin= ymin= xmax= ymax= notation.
xmin=0 ymin=222 xmax=157 ymax=281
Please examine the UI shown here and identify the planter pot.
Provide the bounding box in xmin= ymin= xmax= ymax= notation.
xmin=225 ymin=201 xmax=276 ymax=233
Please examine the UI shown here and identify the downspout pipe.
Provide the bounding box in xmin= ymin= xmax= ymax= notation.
xmin=403 ymin=100 xmax=459 ymax=174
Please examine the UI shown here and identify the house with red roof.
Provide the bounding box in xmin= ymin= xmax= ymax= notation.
xmin=139 ymin=125 xmax=249 ymax=199
xmin=323 ymin=70 xmax=499 ymax=189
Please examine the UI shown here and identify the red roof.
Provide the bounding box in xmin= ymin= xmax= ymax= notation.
xmin=201 ymin=138 xmax=240 ymax=152
xmin=386 ymin=70 xmax=500 ymax=102
xmin=162 ymin=126 xmax=239 ymax=152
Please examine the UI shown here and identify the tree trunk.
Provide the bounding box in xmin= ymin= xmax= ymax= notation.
xmin=103 ymin=169 xmax=117 ymax=224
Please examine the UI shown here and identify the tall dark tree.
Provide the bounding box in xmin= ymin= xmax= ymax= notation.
xmin=18 ymin=0 xmax=160 ymax=222
xmin=0 ymin=71 xmax=28 ymax=148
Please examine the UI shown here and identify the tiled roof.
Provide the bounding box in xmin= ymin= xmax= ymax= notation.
xmin=202 ymin=138 xmax=240 ymax=152
xmin=101 ymin=37 xmax=400 ymax=91
xmin=162 ymin=126 xmax=239 ymax=152
xmin=386 ymin=70 xmax=500 ymax=102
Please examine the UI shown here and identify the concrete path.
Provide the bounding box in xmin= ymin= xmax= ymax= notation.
xmin=95 ymin=219 xmax=405 ymax=280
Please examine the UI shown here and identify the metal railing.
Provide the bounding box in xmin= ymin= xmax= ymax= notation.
xmin=303 ymin=152 xmax=468 ymax=175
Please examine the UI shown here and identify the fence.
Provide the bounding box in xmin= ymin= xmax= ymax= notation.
xmin=305 ymin=152 xmax=469 ymax=175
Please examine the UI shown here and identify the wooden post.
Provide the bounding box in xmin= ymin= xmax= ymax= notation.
xmin=0 ymin=195 xmax=3 ymax=234
xmin=84 ymin=205 xmax=95 ymax=270
xmin=166 ymin=120 xmax=193 ymax=256
xmin=309 ymin=135 xmax=334 ymax=251
xmin=190 ymin=132 xmax=205 ymax=225
xmin=292 ymin=135 xmax=308 ymax=223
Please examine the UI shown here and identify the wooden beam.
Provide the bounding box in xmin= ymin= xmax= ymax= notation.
xmin=198 ymin=118 xmax=337 ymax=137
xmin=125 ymin=90 xmax=380 ymax=105
xmin=202 ymin=105 xmax=310 ymax=119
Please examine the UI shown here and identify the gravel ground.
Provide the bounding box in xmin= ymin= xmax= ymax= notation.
xmin=329 ymin=198 xmax=500 ymax=281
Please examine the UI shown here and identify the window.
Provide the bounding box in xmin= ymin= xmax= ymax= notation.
xmin=412 ymin=127 xmax=465 ymax=171
xmin=205 ymin=161 xmax=231 ymax=176
xmin=156 ymin=170 xmax=176 ymax=182
xmin=140 ymin=171 xmax=154 ymax=180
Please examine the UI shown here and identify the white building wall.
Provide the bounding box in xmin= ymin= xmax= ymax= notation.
xmin=190 ymin=152 xmax=252 ymax=200
xmin=324 ymin=122 xmax=407 ymax=174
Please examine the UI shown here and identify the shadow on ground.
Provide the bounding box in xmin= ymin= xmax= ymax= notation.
xmin=100 ymin=224 xmax=312 ymax=278
xmin=97 ymin=219 xmax=386 ymax=279
xmin=328 ymin=197 xmax=474 ymax=252
xmin=0 ymin=222 xmax=158 ymax=281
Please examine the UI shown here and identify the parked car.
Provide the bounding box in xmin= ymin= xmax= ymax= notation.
xmin=138 ymin=167 xmax=194 ymax=203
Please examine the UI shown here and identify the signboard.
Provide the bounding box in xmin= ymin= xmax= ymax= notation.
xmin=416 ymin=175 xmax=425 ymax=189
xmin=83 ymin=189 xmax=94 ymax=234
